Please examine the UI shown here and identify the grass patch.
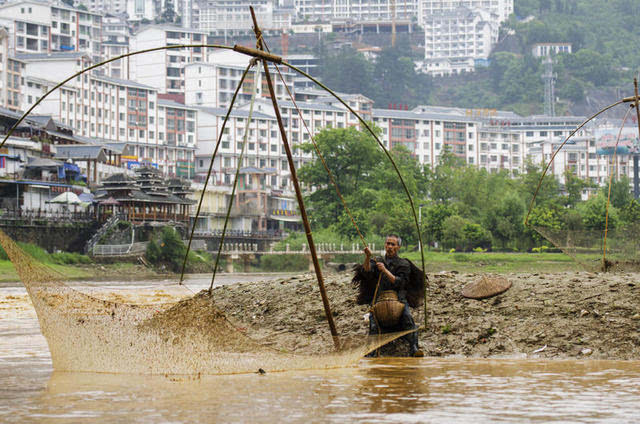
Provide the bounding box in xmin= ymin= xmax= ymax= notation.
xmin=404 ymin=251 xmax=585 ymax=273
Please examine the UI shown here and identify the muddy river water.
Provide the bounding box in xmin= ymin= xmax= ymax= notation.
xmin=1 ymin=275 xmax=639 ymax=423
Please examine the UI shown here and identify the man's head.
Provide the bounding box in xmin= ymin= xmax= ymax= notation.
xmin=385 ymin=234 xmax=401 ymax=257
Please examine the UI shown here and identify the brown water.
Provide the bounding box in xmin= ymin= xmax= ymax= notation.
xmin=1 ymin=276 xmax=639 ymax=423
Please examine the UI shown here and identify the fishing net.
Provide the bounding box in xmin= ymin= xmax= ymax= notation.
xmin=533 ymin=223 xmax=640 ymax=272
xmin=0 ymin=229 xmax=414 ymax=375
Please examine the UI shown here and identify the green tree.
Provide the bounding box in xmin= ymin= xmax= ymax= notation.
xmin=298 ymin=127 xmax=383 ymax=228
xmin=422 ymin=203 xmax=457 ymax=247
xmin=484 ymin=191 xmax=526 ymax=249
xmin=578 ymin=193 xmax=619 ymax=230
xmin=318 ymin=47 xmax=374 ymax=96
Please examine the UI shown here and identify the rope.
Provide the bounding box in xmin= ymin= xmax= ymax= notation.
xmin=179 ymin=62 xmax=255 ymax=284
xmin=603 ymin=105 xmax=634 ymax=269
xmin=209 ymin=64 xmax=259 ymax=292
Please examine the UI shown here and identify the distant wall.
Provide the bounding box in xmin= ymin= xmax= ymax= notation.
xmin=0 ymin=223 xmax=98 ymax=253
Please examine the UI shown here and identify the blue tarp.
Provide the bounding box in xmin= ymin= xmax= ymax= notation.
xmin=63 ymin=162 xmax=81 ymax=174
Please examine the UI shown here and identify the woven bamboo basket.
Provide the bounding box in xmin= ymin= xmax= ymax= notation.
xmin=373 ymin=290 xmax=404 ymax=327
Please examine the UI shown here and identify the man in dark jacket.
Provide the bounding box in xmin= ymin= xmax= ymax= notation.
xmin=363 ymin=234 xmax=423 ymax=357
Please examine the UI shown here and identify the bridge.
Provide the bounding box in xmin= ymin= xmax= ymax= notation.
xmin=91 ymin=240 xmax=378 ymax=272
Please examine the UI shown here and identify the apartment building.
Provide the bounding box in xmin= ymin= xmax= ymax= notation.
xmin=192 ymin=0 xmax=274 ymax=36
xmin=0 ymin=1 xmax=103 ymax=63
xmin=13 ymin=54 xmax=193 ymax=179
xmin=420 ymin=0 xmax=513 ymax=23
xmin=126 ymin=0 xmax=163 ymax=22
xmin=156 ymin=98 xmax=197 ymax=177
xmin=0 ymin=28 xmax=26 ymax=112
xmin=294 ymin=0 xmax=418 ymax=22
xmin=422 ymin=7 xmax=494 ymax=75
xmin=84 ymin=0 xmax=127 ymax=15
xmin=129 ymin=25 xmax=208 ymax=95
xmin=420 ymin=0 xmax=513 ymax=75
xmin=184 ymin=51 xmax=295 ymax=108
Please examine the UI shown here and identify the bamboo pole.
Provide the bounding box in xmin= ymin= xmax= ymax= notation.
xmin=250 ymin=7 xmax=339 ymax=348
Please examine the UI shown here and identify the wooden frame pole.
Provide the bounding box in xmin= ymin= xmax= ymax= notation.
xmin=250 ymin=7 xmax=339 ymax=348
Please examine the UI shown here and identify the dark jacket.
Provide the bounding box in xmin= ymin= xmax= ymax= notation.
xmin=364 ymin=255 xmax=411 ymax=302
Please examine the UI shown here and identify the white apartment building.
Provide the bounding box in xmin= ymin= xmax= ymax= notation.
xmin=192 ymin=0 xmax=274 ymax=36
xmin=194 ymin=95 xmax=360 ymax=191
xmin=81 ymin=0 xmax=127 ymax=15
xmin=294 ymin=0 xmax=418 ymax=22
xmin=184 ymin=51 xmax=296 ymax=108
xmin=129 ymin=25 xmax=208 ymax=95
xmin=0 ymin=1 xmax=103 ymax=64
xmin=422 ymin=7 xmax=494 ymax=75
xmin=420 ymin=0 xmax=513 ymax=23
xmin=420 ymin=0 xmax=513 ymax=75
xmin=12 ymin=53 xmax=194 ymax=178
xmin=100 ymin=15 xmax=130 ymax=79
xmin=126 ymin=0 xmax=158 ymax=22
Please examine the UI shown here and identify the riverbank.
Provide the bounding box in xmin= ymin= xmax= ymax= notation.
xmin=210 ymin=270 xmax=640 ymax=360
xmin=0 ymin=260 xmax=159 ymax=282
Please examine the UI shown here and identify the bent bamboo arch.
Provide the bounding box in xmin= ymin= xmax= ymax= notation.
xmin=0 ymin=36 xmax=428 ymax=342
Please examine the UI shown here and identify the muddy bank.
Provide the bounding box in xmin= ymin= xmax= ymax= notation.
xmin=210 ymin=270 xmax=640 ymax=359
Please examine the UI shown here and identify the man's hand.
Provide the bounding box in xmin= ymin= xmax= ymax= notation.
xmin=364 ymin=246 xmax=372 ymax=258
xmin=375 ymin=261 xmax=386 ymax=272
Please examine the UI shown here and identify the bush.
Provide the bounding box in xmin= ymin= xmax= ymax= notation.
xmin=145 ymin=226 xmax=211 ymax=273
xmin=50 ymin=252 xmax=92 ymax=264
xmin=260 ymin=254 xmax=309 ymax=271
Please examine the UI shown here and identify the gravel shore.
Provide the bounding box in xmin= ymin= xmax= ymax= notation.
xmin=210 ymin=270 xmax=640 ymax=359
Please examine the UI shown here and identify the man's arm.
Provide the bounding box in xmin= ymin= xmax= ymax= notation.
xmin=363 ymin=246 xmax=372 ymax=272
xmin=376 ymin=261 xmax=397 ymax=284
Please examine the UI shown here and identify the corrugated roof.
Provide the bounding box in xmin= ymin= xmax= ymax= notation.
xmin=372 ymin=108 xmax=481 ymax=122
xmin=196 ymin=106 xmax=274 ymax=120
xmin=55 ymin=144 xmax=107 ymax=160
xmin=94 ymin=75 xmax=155 ymax=90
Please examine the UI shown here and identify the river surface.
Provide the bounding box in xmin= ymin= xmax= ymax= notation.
xmin=1 ymin=275 xmax=639 ymax=423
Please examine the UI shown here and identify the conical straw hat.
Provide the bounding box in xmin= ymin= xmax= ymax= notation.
xmin=461 ymin=276 xmax=512 ymax=300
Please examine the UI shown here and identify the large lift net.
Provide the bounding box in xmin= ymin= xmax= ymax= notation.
xmin=1 ymin=229 xmax=412 ymax=375
xmin=533 ymin=223 xmax=640 ymax=272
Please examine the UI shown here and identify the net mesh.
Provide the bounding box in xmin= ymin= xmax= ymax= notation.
xmin=0 ymin=229 xmax=411 ymax=375
xmin=533 ymin=223 xmax=640 ymax=272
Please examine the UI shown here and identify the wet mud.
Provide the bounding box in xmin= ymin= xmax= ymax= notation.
xmin=211 ymin=270 xmax=640 ymax=359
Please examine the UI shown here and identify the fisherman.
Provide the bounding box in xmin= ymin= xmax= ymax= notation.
xmin=362 ymin=235 xmax=423 ymax=357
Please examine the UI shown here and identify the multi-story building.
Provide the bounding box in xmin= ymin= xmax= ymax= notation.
xmin=13 ymin=54 xmax=194 ymax=180
xmin=184 ymin=51 xmax=296 ymax=108
xmin=129 ymin=25 xmax=208 ymax=95
xmin=421 ymin=7 xmax=494 ymax=75
xmin=420 ymin=0 xmax=513 ymax=75
xmin=191 ymin=0 xmax=275 ymax=36
xmin=0 ymin=28 xmax=26 ymax=112
xmin=0 ymin=1 xmax=103 ymax=64
xmin=294 ymin=0 xmax=417 ymax=22
xmin=100 ymin=15 xmax=130 ymax=78
xmin=126 ymin=0 xmax=159 ymax=22
xmin=420 ymin=0 xmax=513 ymax=23
xmin=157 ymin=97 xmax=197 ymax=177
xmin=82 ymin=0 xmax=127 ymax=15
